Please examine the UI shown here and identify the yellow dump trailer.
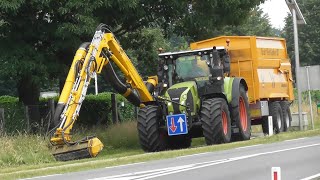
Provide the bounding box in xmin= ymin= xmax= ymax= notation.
xmin=191 ymin=36 xmax=294 ymax=133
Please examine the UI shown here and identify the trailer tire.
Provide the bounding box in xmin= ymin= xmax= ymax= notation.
xmin=137 ymin=106 xmax=167 ymax=152
xmin=269 ymin=102 xmax=284 ymax=134
xmin=168 ymin=135 xmax=192 ymax=149
xmin=280 ymin=101 xmax=292 ymax=132
xmin=231 ymin=85 xmax=251 ymax=141
xmin=201 ymin=98 xmax=231 ymax=145
xmin=261 ymin=116 xmax=269 ymax=135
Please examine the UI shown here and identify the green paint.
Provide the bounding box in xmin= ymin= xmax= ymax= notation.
xmin=165 ymin=81 xmax=200 ymax=116
xmin=223 ymin=77 xmax=234 ymax=103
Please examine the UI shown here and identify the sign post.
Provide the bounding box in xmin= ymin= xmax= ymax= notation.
xmin=305 ymin=66 xmax=314 ymax=129
xmin=285 ymin=0 xmax=306 ymax=131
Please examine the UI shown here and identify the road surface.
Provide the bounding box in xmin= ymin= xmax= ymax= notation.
xmin=24 ymin=136 xmax=320 ymax=180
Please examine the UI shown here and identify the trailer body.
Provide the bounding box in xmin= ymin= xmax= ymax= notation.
xmin=191 ymin=36 xmax=294 ymax=119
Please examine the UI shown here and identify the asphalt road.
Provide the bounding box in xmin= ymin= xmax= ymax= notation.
xmin=25 ymin=136 xmax=320 ymax=180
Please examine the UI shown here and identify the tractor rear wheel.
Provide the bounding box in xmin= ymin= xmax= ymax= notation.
xmin=269 ymin=101 xmax=284 ymax=134
xmin=201 ymin=98 xmax=231 ymax=145
xmin=137 ymin=105 xmax=167 ymax=152
xmin=231 ymin=85 xmax=251 ymax=141
xmin=280 ymin=101 xmax=292 ymax=132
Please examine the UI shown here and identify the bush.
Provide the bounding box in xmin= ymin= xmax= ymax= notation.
xmin=293 ymin=89 xmax=320 ymax=103
xmin=76 ymin=92 xmax=135 ymax=126
xmin=0 ymin=96 xmax=26 ymax=134
xmin=0 ymin=92 xmax=136 ymax=134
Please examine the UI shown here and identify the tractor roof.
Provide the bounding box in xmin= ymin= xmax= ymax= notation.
xmin=158 ymin=47 xmax=225 ymax=60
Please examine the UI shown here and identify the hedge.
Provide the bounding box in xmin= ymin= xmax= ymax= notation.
xmin=0 ymin=92 xmax=136 ymax=134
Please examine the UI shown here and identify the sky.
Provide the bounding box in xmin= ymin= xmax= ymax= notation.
xmin=260 ymin=0 xmax=290 ymax=29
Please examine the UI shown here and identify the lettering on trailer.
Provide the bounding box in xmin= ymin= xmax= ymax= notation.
xmin=166 ymin=114 xmax=188 ymax=136
xmin=261 ymin=48 xmax=280 ymax=56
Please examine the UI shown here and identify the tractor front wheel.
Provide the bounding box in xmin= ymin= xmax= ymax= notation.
xmin=137 ymin=105 xmax=167 ymax=152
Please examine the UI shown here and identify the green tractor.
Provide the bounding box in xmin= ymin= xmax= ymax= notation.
xmin=137 ymin=47 xmax=251 ymax=151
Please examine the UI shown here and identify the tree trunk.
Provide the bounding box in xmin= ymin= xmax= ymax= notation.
xmin=17 ymin=74 xmax=41 ymax=133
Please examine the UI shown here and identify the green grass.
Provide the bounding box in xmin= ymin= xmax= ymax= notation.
xmin=0 ymin=103 xmax=320 ymax=180
xmin=1 ymin=129 xmax=320 ymax=180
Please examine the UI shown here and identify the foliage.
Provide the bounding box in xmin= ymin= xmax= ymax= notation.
xmin=0 ymin=0 xmax=265 ymax=99
xmin=77 ymin=92 xmax=135 ymax=126
xmin=210 ymin=7 xmax=276 ymax=37
xmin=0 ymin=96 xmax=26 ymax=134
xmin=173 ymin=0 xmax=266 ymax=40
xmin=0 ymin=93 xmax=135 ymax=134
xmin=293 ymin=89 xmax=320 ymax=103
xmin=283 ymin=0 xmax=320 ymax=66
xmin=120 ymin=28 xmax=171 ymax=77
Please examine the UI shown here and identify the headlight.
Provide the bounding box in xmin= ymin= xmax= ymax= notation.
xmin=163 ymin=65 xmax=168 ymax=70
xmin=182 ymin=94 xmax=187 ymax=100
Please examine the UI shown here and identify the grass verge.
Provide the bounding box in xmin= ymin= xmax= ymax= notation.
xmin=0 ymin=129 xmax=320 ymax=180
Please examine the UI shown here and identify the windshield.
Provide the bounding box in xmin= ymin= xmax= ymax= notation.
xmin=175 ymin=55 xmax=210 ymax=80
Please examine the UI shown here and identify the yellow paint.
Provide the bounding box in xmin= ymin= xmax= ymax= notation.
xmin=51 ymin=29 xmax=156 ymax=153
xmin=191 ymin=36 xmax=294 ymax=103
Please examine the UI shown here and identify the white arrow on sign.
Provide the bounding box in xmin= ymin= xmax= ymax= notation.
xmin=177 ymin=117 xmax=185 ymax=132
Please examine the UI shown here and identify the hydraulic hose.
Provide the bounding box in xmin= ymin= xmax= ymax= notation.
xmin=102 ymin=62 xmax=141 ymax=107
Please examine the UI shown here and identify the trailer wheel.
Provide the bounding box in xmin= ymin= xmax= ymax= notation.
xmin=261 ymin=116 xmax=269 ymax=135
xmin=269 ymin=102 xmax=284 ymax=134
xmin=231 ymin=85 xmax=251 ymax=141
xmin=201 ymin=98 xmax=231 ymax=144
xmin=168 ymin=135 xmax=192 ymax=149
xmin=137 ymin=105 xmax=167 ymax=152
xmin=280 ymin=101 xmax=292 ymax=132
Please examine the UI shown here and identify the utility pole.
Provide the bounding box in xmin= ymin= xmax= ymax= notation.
xmin=285 ymin=0 xmax=306 ymax=131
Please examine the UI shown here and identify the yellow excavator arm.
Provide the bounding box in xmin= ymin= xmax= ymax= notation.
xmin=50 ymin=24 xmax=157 ymax=161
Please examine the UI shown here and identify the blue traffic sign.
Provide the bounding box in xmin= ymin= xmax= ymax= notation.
xmin=166 ymin=114 xmax=188 ymax=136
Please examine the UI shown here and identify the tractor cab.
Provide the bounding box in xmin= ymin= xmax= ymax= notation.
xmin=157 ymin=47 xmax=230 ymax=97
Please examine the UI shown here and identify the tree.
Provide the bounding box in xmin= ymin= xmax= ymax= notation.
xmin=283 ymin=0 xmax=320 ymax=66
xmin=209 ymin=7 xmax=275 ymax=37
xmin=0 ymin=0 xmax=265 ymax=103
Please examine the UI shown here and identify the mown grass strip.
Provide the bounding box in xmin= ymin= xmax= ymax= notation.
xmin=1 ymin=129 xmax=319 ymax=180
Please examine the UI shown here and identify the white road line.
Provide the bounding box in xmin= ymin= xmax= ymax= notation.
xmin=92 ymin=143 xmax=320 ymax=180
xmin=236 ymin=144 xmax=262 ymax=149
xmin=285 ymin=137 xmax=306 ymax=142
xmin=300 ymin=172 xmax=320 ymax=180
xmin=105 ymin=162 xmax=145 ymax=169
xmin=20 ymin=174 xmax=61 ymax=180
xmin=176 ymin=152 xmax=210 ymax=159
xmin=89 ymin=165 xmax=193 ymax=180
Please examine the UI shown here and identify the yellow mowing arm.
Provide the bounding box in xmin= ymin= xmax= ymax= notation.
xmin=50 ymin=24 xmax=157 ymax=161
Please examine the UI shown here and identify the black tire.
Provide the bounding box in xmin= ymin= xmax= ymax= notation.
xmin=261 ymin=116 xmax=269 ymax=135
xmin=231 ymin=85 xmax=251 ymax=141
xmin=201 ymin=98 xmax=232 ymax=145
xmin=280 ymin=101 xmax=292 ymax=132
xmin=137 ymin=105 xmax=167 ymax=152
xmin=269 ymin=102 xmax=284 ymax=134
xmin=168 ymin=135 xmax=192 ymax=149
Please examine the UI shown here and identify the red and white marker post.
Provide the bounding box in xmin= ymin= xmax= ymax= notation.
xmin=271 ymin=167 xmax=281 ymax=180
